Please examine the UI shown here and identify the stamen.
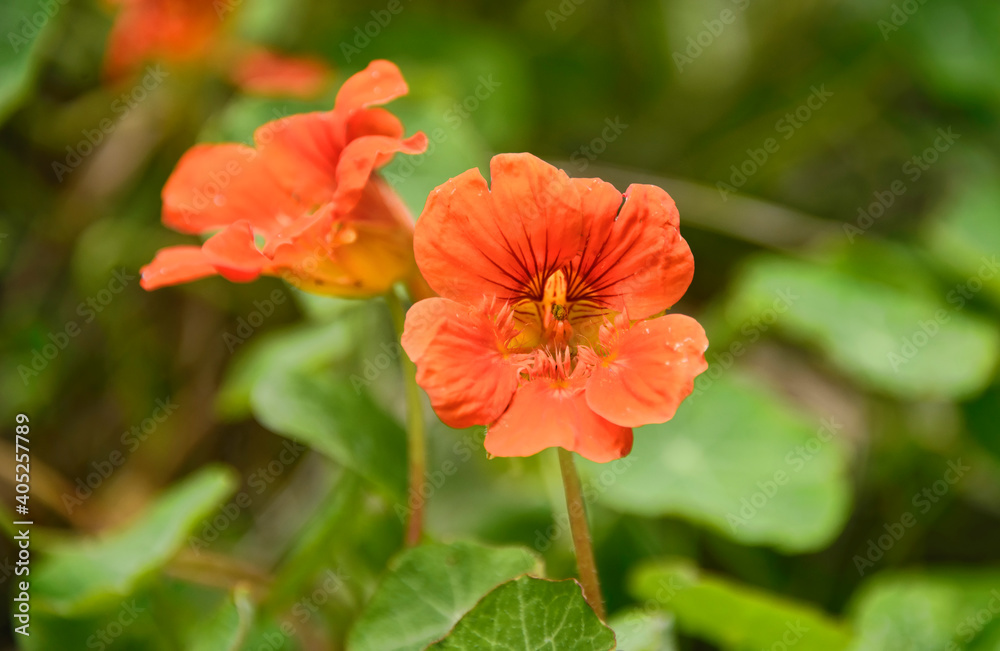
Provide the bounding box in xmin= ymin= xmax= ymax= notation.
xmin=542 ymin=269 xmax=567 ymax=314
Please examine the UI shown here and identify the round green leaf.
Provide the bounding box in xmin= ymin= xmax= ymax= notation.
xmin=630 ymin=560 xmax=852 ymax=651
xmin=849 ymin=570 xmax=1000 ymax=651
xmin=584 ymin=373 xmax=851 ymax=552
xmin=31 ymin=466 xmax=238 ymax=615
xmin=727 ymin=256 xmax=1000 ymax=399
xmin=251 ymin=368 xmax=407 ymax=500
xmin=427 ymin=576 xmax=616 ymax=651
xmin=348 ymin=541 xmax=543 ymax=651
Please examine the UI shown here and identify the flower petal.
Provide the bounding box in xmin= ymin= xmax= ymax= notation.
xmin=104 ymin=0 xmax=218 ymax=78
xmin=486 ymin=377 xmax=633 ymax=463
xmin=161 ymin=144 xmax=297 ymax=236
xmin=346 ymin=107 xmax=404 ymax=141
xmin=333 ymin=133 xmax=427 ymax=214
xmin=575 ymin=184 xmax=694 ymax=318
xmin=201 ymin=221 xmax=270 ymax=283
xmin=586 ymin=314 xmax=708 ymax=427
xmin=415 ymin=153 xmax=619 ymax=304
xmin=140 ymin=246 xmax=217 ymax=290
xmin=402 ymin=298 xmax=519 ymax=429
xmin=231 ymin=48 xmax=332 ymax=99
xmin=334 ymin=60 xmax=410 ymax=114
xmin=253 ymin=112 xmax=342 ymax=206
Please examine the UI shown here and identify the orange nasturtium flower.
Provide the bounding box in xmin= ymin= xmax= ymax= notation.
xmin=401 ymin=154 xmax=709 ymax=462
xmin=104 ymin=0 xmax=332 ymax=99
xmin=140 ymin=60 xmax=428 ymax=297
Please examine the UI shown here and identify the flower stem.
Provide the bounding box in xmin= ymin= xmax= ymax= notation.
xmin=557 ymin=447 xmax=606 ymax=620
xmin=385 ymin=291 xmax=426 ymax=547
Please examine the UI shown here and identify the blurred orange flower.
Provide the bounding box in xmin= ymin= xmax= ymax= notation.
xmin=103 ymin=0 xmax=332 ymax=98
xmin=401 ymin=153 xmax=708 ymax=462
xmin=141 ymin=60 xmax=428 ymax=297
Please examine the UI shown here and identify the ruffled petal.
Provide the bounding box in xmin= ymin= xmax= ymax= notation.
xmin=333 ymin=60 xmax=409 ymax=114
xmin=231 ymin=48 xmax=332 ymax=99
xmin=161 ymin=144 xmax=298 ymax=236
xmin=254 ymin=112 xmax=342 ymax=205
xmin=201 ymin=221 xmax=270 ymax=282
xmin=574 ymin=184 xmax=694 ymax=319
xmin=401 ymin=298 xmax=519 ymax=429
xmin=486 ymin=377 xmax=633 ymax=463
xmin=415 ymin=153 xmax=618 ymax=304
xmin=333 ymin=133 xmax=428 ymax=214
xmin=140 ymin=246 xmax=217 ymax=290
xmin=586 ymin=314 xmax=708 ymax=427
xmin=346 ymin=107 xmax=404 ymax=141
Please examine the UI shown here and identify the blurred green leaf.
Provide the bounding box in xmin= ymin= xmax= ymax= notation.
xmin=727 ymin=255 xmax=1000 ymax=399
xmin=849 ymin=570 xmax=1000 ymax=650
xmin=0 ymin=0 xmax=58 ymax=124
xmin=348 ymin=541 xmax=542 ymax=651
xmin=903 ymin=2 xmax=1000 ymax=107
xmin=30 ymin=466 xmax=238 ymax=615
xmin=427 ymin=576 xmax=615 ymax=651
xmin=185 ymin=586 xmax=255 ymax=651
xmin=21 ymin=591 xmax=168 ymax=651
xmin=925 ymin=167 xmax=1000 ymax=308
xmin=584 ymin=373 xmax=851 ymax=552
xmin=966 ymin=382 xmax=1000 ymax=464
xmin=630 ymin=560 xmax=852 ymax=651
xmin=251 ymin=368 xmax=407 ymax=499
xmin=216 ymin=320 xmax=355 ymax=421
xmin=235 ymin=0 xmax=310 ymax=45
xmin=608 ymin=609 xmax=677 ymax=651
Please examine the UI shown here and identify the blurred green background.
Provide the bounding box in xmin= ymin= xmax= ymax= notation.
xmin=2 ymin=0 xmax=1000 ymax=649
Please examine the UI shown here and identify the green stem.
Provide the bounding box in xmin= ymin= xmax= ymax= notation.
xmin=385 ymin=291 xmax=426 ymax=547
xmin=557 ymin=447 xmax=606 ymax=620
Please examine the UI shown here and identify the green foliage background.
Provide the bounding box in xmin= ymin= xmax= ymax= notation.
xmin=1 ymin=0 xmax=999 ymax=648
